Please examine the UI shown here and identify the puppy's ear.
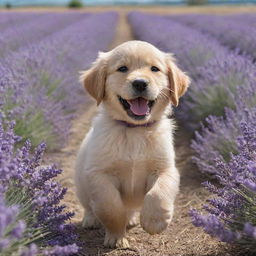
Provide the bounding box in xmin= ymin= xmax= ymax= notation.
xmin=166 ymin=54 xmax=190 ymax=107
xmin=80 ymin=52 xmax=108 ymax=105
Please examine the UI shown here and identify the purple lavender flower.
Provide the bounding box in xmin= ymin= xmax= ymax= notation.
xmin=0 ymin=117 xmax=80 ymax=255
xmin=191 ymin=82 xmax=256 ymax=175
xmin=190 ymin=110 xmax=256 ymax=249
xmin=21 ymin=244 xmax=38 ymax=256
xmin=190 ymin=209 xmax=239 ymax=243
xmin=0 ymin=12 xmax=121 ymax=254
xmin=1 ymin=12 xmax=118 ymax=150
xmin=172 ymin=14 xmax=256 ymax=60
xmin=43 ymin=244 xmax=79 ymax=256
xmin=0 ymin=12 xmax=44 ymax=32
xmin=128 ymin=11 xmax=256 ymax=252
xmin=128 ymin=12 xmax=256 ymax=130
xmin=0 ymin=196 xmax=26 ymax=253
xmin=230 ymin=13 xmax=256 ymax=26
xmin=10 ymin=221 xmax=26 ymax=239
xmin=244 ymin=223 xmax=256 ymax=239
xmin=0 ymin=13 xmax=84 ymax=58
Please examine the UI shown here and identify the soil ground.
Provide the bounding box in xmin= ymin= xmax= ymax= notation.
xmin=44 ymin=7 xmax=255 ymax=256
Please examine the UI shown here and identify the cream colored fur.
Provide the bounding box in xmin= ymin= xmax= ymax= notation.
xmin=75 ymin=41 xmax=190 ymax=248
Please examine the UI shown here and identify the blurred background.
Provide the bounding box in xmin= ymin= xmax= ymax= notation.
xmin=0 ymin=0 xmax=256 ymax=7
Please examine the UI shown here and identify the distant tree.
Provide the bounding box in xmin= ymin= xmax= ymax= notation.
xmin=68 ymin=0 xmax=83 ymax=8
xmin=187 ymin=0 xmax=208 ymax=4
xmin=5 ymin=2 xmax=12 ymax=8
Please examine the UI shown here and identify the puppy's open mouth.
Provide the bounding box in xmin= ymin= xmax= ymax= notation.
xmin=118 ymin=96 xmax=155 ymax=120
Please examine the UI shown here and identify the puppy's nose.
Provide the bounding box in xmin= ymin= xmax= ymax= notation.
xmin=132 ymin=79 xmax=148 ymax=92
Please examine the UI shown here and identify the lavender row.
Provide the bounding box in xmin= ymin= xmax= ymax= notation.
xmin=0 ymin=11 xmax=118 ymax=255
xmin=0 ymin=12 xmax=85 ymax=57
xmin=191 ymin=81 xmax=256 ymax=175
xmin=128 ymin=12 xmax=256 ymax=250
xmin=128 ymin=12 xmax=256 ymax=130
xmin=0 ymin=12 xmax=45 ymax=32
xmin=190 ymin=103 xmax=256 ymax=250
xmin=172 ymin=15 xmax=256 ymax=249
xmin=172 ymin=14 xmax=256 ymax=60
xmin=0 ymin=118 xmax=79 ymax=255
xmin=227 ymin=13 xmax=256 ymax=26
xmin=1 ymin=12 xmax=118 ymax=150
xmin=166 ymin=15 xmax=256 ymax=248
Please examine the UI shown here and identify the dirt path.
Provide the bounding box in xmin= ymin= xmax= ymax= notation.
xmin=53 ymin=12 xmax=233 ymax=256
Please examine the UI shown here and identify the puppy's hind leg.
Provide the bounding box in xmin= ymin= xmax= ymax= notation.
xmin=82 ymin=209 xmax=101 ymax=229
xmin=89 ymin=173 xmax=129 ymax=248
xmin=127 ymin=210 xmax=139 ymax=228
xmin=75 ymin=182 xmax=101 ymax=229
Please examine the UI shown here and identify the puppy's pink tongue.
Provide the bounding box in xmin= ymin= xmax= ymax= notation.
xmin=128 ymin=98 xmax=149 ymax=116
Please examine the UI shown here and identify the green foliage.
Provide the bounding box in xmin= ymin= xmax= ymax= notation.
xmin=68 ymin=0 xmax=83 ymax=8
xmin=14 ymin=110 xmax=59 ymax=151
xmin=190 ymin=85 xmax=235 ymax=122
xmin=187 ymin=0 xmax=208 ymax=5
xmin=4 ymin=185 xmax=50 ymax=254
xmin=189 ymin=72 xmax=247 ymax=124
xmin=5 ymin=2 xmax=12 ymax=9
xmin=212 ymin=138 xmax=238 ymax=162
xmin=2 ymin=87 xmax=61 ymax=151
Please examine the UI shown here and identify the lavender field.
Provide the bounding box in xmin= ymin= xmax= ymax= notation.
xmin=129 ymin=11 xmax=256 ymax=253
xmin=172 ymin=14 xmax=256 ymax=60
xmin=0 ymin=11 xmax=118 ymax=255
xmin=1 ymin=8 xmax=256 ymax=256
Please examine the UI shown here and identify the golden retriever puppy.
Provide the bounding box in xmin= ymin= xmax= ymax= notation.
xmin=75 ymin=41 xmax=190 ymax=248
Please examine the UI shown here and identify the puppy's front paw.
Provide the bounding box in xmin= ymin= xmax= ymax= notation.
xmin=104 ymin=231 xmax=130 ymax=248
xmin=82 ymin=213 xmax=101 ymax=229
xmin=140 ymin=195 xmax=173 ymax=235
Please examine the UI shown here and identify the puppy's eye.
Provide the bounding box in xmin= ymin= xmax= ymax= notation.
xmin=117 ymin=66 xmax=128 ymax=73
xmin=151 ymin=66 xmax=160 ymax=72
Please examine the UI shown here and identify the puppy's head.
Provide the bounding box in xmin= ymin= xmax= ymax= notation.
xmin=81 ymin=41 xmax=190 ymax=124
